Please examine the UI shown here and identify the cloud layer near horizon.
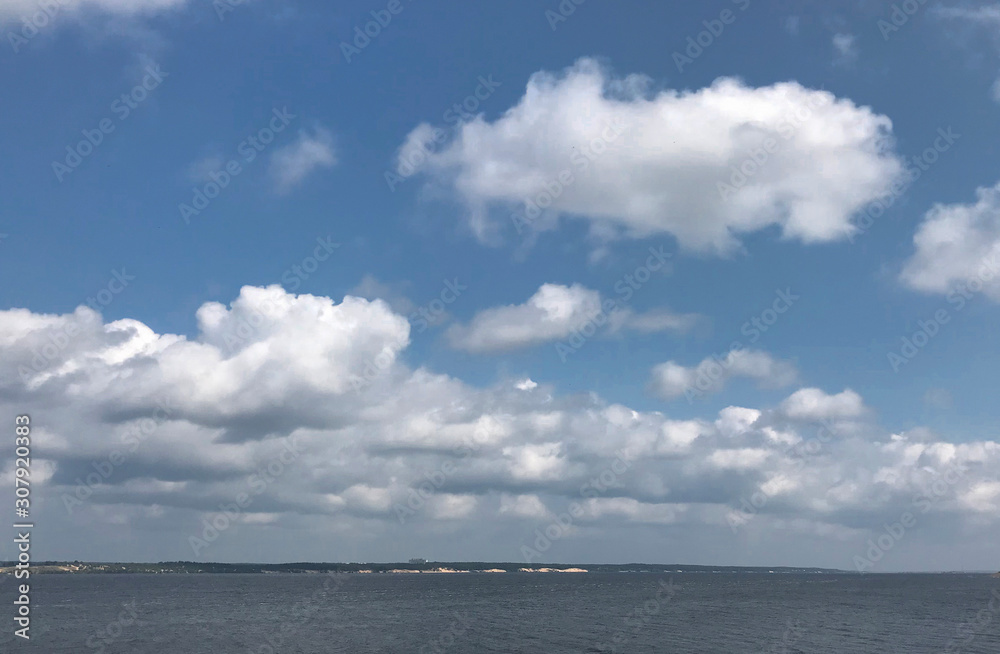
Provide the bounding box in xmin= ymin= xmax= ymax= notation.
xmin=2 ymin=286 xmax=998 ymax=569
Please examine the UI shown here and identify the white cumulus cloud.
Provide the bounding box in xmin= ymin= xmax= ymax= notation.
xmin=900 ymin=180 xmax=1000 ymax=301
xmin=779 ymin=388 xmax=866 ymax=421
xmin=399 ymin=57 xmax=904 ymax=253
xmin=2 ymin=287 xmax=999 ymax=567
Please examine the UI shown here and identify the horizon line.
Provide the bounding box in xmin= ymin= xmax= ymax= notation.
xmin=5 ymin=560 xmax=997 ymax=574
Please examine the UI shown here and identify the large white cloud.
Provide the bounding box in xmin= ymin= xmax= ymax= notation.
xmin=398 ymin=58 xmax=905 ymax=253
xmin=6 ymin=285 xmax=410 ymax=441
xmin=899 ymin=181 xmax=1000 ymax=301
xmin=1 ymin=286 xmax=998 ymax=569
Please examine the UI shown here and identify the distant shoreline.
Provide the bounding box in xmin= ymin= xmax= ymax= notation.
xmin=0 ymin=561 xmax=848 ymax=575
xmin=3 ymin=561 xmax=993 ymax=575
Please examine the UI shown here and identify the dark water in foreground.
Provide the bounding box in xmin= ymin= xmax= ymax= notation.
xmin=2 ymin=573 xmax=998 ymax=652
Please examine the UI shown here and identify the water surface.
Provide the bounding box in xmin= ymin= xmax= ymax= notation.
xmin=2 ymin=572 xmax=998 ymax=652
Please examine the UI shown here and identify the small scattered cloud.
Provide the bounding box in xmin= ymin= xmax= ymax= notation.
xmin=779 ymin=388 xmax=866 ymax=421
xmin=349 ymin=275 xmax=417 ymax=318
xmin=620 ymin=309 xmax=700 ymax=334
xmin=934 ymin=4 xmax=1000 ymax=24
xmin=923 ymin=388 xmax=954 ymax=410
xmin=832 ymin=33 xmax=858 ymax=65
xmin=447 ymin=284 xmax=602 ymax=353
xmin=0 ymin=0 xmax=189 ymax=22
xmin=0 ymin=0 xmax=192 ymax=56
xmin=649 ymin=350 xmax=798 ymax=401
xmin=899 ymin=180 xmax=1000 ymax=302
xmin=932 ymin=3 xmax=1000 ymax=102
xmin=268 ymin=125 xmax=336 ymax=194
xmin=184 ymin=154 xmax=225 ymax=183
xmin=446 ymin=283 xmax=697 ymax=354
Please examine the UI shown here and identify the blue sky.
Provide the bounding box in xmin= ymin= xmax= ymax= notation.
xmin=2 ymin=0 xmax=1000 ymax=570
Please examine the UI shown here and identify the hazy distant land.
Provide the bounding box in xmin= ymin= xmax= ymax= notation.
xmin=1 ymin=561 xmax=855 ymax=575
